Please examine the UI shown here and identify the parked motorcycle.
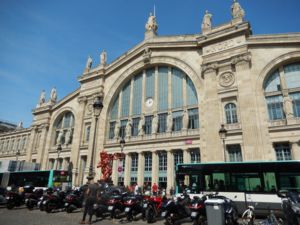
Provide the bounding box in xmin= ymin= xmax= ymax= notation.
xmin=144 ymin=195 xmax=165 ymax=223
xmin=64 ymin=189 xmax=83 ymax=213
xmin=123 ymin=194 xmax=144 ymax=221
xmin=44 ymin=190 xmax=67 ymax=213
xmin=161 ymin=193 xmax=192 ymax=225
xmin=6 ymin=191 xmax=24 ymax=209
xmin=93 ymin=191 xmax=111 ymax=219
xmin=107 ymin=192 xmax=128 ymax=219
xmin=278 ymin=190 xmax=300 ymax=225
xmin=26 ymin=188 xmax=44 ymax=210
xmin=188 ymin=195 xmax=207 ymax=225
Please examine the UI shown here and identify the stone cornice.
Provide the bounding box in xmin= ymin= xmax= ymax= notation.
xmin=247 ymin=33 xmax=300 ymax=46
xmin=0 ymin=128 xmax=31 ymax=138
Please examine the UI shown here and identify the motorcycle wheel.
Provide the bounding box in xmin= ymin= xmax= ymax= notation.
xmin=194 ymin=215 xmax=207 ymax=225
xmin=6 ymin=201 xmax=14 ymax=209
xmin=66 ymin=206 xmax=73 ymax=213
xmin=146 ymin=207 xmax=155 ymax=223
xmin=27 ymin=202 xmax=34 ymax=210
xmin=45 ymin=204 xmax=52 ymax=213
xmin=165 ymin=217 xmax=174 ymax=225
xmin=113 ymin=208 xmax=122 ymax=219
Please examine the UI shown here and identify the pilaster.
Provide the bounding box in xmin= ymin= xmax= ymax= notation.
xmin=25 ymin=127 xmax=37 ymax=162
xmin=137 ymin=152 xmax=144 ymax=187
xmin=151 ymin=151 xmax=158 ymax=185
xmin=124 ymin=153 xmax=131 ymax=186
xmin=291 ymin=141 xmax=300 ymax=160
xmin=37 ymin=124 xmax=49 ymax=168
xmin=166 ymin=150 xmax=174 ymax=193
xmin=112 ymin=159 xmax=118 ymax=185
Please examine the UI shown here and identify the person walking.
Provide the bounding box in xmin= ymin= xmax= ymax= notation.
xmin=152 ymin=183 xmax=158 ymax=196
xmin=80 ymin=176 xmax=98 ymax=224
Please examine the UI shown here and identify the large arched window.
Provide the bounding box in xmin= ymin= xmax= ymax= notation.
xmin=264 ymin=62 xmax=300 ymax=121
xmin=54 ymin=111 xmax=75 ymax=146
xmin=225 ymin=103 xmax=238 ymax=124
xmin=107 ymin=66 xmax=199 ymax=139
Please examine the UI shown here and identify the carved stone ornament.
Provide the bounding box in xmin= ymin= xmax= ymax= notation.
xmin=219 ymin=72 xmax=235 ymax=87
xmin=231 ymin=53 xmax=251 ymax=65
xmin=201 ymin=63 xmax=218 ymax=74
xmin=143 ymin=48 xmax=152 ymax=64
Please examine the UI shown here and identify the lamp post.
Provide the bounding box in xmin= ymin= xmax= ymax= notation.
xmin=88 ymin=96 xmax=103 ymax=178
xmin=219 ymin=124 xmax=227 ymax=162
xmin=56 ymin=144 xmax=62 ymax=170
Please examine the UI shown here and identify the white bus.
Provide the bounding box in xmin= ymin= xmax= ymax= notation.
xmin=175 ymin=160 xmax=300 ymax=215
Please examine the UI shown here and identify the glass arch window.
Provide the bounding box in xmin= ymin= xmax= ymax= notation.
xmin=54 ymin=111 xmax=75 ymax=145
xmin=107 ymin=65 xmax=199 ymax=139
xmin=225 ymin=103 xmax=238 ymax=124
xmin=264 ymin=62 xmax=300 ymax=121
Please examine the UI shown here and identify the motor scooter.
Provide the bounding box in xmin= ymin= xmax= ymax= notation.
xmin=278 ymin=190 xmax=300 ymax=225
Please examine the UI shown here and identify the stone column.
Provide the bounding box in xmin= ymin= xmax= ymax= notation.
xmin=124 ymin=153 xmax=131 ymax=186
xmin=151 ymin=151 xmax=158 ymax=185
xmin=137 ymin=152 xmax=145 ymax=187
xmin=112 ymin=158 xmax=118 ymax=185
xmin=70 ymin=97 xmax=87 ymax=185
xmin=25 ymin=127 xmax=37 ymax=162
xmin=37 ymin=124 xmax=49 ymax=169
xmin=183 ymin=148 xmax=190 ymax=186
xmin=201 ymin=63 xmax=222 ymax=162
xmin=291 ymin=141 xmax=300 ymax=160
xmin=166 ymin=150 xmax=174 ymax=194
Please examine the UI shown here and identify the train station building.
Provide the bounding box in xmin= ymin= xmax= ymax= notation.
xmin=0 ymin=1 xmax=300 ymax=192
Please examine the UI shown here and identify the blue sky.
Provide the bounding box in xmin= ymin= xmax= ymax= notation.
xmin=0 ymin=0 xmax=300 ymax=128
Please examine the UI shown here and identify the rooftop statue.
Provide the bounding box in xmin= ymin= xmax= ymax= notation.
xmin=100 ymin=50 xmax=107 ymax=66
xmin=38 ymin=90 xmax=46 ymax=106
xmin=201 ymin=10 xmax=212 ymax=31
xmin=85 ymin=55 xmax=92 ymax=70
xmin=145 ymin=12 xmax=158 ymax=32
xmin=231 ymin=0 xmax=245 ymax=19
xmin=50 ymin=87 xmax=57 ymax=103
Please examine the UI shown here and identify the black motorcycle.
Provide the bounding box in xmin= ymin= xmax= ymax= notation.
xmin=26 ymin=188 xmax=44 ymax=210
xmin=188 ymin=195 xmax=207 ymax=225
xmin=6 ymin=191 xmax=24 ymax=209
xmin=161 ymin=193 xmax=192 ymax=225
xmin=107 ymin=192 xmax=128 ymax=219
xmin=278 ymin=190 xmax=300 ymax=225
xmin=64 ymin=189 xmax=83 ymax=213
xmin=44 ymin=190 xmax=67 ymax=213
xmin=123 ymin=194 xmax=144 ymax=221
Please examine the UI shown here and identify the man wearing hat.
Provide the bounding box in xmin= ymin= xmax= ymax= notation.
xmin=80 ymin=176 xmax=99 ymax=224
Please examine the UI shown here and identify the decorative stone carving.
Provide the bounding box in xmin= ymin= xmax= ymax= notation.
xmin=85 ymin=56 xmax=92 ymax=71
xmin=37 ymin=90 xmax=46 ymax=107
xmin=56 ymin=130 xmax=64 ymax=145
xmin=231 ymin=0 xmax=245 ymax=20
xmin=182 ymin=109 xmax=189 ymax=130
xmin=231 ymin=53 xmax=251 ymax=65
xmin=283 ymin=95 xmax=294 ymax=119
xmin=100 ymin=50 xmax=107 ymax=66
xmin=201 ymin=10 xmax=212 ymax=33
xmin=219 ymin=72 xmax=235 ymax=87
xmin=65 ymin=129 xmax=72 ymax=145
xmin=145 ymin=12 xmax=158 ymax=33
xmin=114 ymin=121 xmax=120 ymax=139
xmin=50 ymin=87 xmax=57 ymax=103
xmin=152 ymin=114 xmax=158 ymax=134
xmin=204 ymin=37 xmax=244 ymax=55
xmin=143 ymin=48 xmax=152 ymax=64
xmin=201 ymin=62 xmax=218 ymax=74
xmin=138 ymin=115 xmax=145 ymax=136
xmin=125 ymin=119 xmax=132 ymax=138
xmin=166 ymin=112 xmax=173 ymax=132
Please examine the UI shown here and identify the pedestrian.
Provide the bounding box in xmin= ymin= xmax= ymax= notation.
xmin=152 ymin=182 xmax=158 ymax=196
xmin=134 ymin=183 xmax=139 ymax=195
xmin=80 ymin=176 xmax=99 ymax=224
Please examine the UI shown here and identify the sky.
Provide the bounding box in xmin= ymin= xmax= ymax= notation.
xmin=0 ymin=0 xmax=300 ymax=128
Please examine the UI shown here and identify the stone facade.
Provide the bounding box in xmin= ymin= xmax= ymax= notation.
xmin=1 ymin=4 xmax=300 ymax=192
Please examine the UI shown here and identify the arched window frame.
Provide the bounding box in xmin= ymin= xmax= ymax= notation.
xmin=53 ymin=111 xmax=75 ymax=146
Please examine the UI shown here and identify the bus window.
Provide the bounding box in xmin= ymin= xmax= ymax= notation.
xmin=231 ymin=173 xmax=262 ymax=192
xmin=204 ymin=173 xmax=227 ymax=191
xmin=263 ymin=172 xmax=277 ymax=192
xmin=190 ymin=175 xmax=200 ymax=193
xmin=279 ymin=173 xmax=300 ymax=191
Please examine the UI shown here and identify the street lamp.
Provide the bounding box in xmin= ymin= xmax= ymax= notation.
xmin=56 ymin=144 xmax=62 ymax=170
xmin=219 ymin=124 xmax=227 ymax=162
xmin=88 ymin=96 xmax=103 ymax=178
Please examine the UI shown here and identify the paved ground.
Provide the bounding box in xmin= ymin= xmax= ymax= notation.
xmin=0 ymin=206 xmax=169 ymax=225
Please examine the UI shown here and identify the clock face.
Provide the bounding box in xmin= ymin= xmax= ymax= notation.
xmin=145 ymin=98 xmax=154 ymax=107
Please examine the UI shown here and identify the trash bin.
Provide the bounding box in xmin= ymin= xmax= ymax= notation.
xmin=205 ymin=198 xmax=225 ymax=225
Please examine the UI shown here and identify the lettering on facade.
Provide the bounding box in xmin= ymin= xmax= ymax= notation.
xmin=204 ymin=37 xmax=244 ymax=55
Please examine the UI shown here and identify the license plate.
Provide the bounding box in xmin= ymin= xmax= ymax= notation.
xmin=6 ymin=197 xmax=10 ymax=200
xmin=65 ymin=203 xmax=69 ymax=206
xmin=143 ymin=203 xmax=148 ymax=208
xmin=125 ymin=207 xmax=130 ymax=212
xmin=108 ymin=206 xmax=113 ymax=211
xmin=191 ymin=212 xmax=198 ymax=217
xmin=161 ymin=211 xmax=167 ymax=217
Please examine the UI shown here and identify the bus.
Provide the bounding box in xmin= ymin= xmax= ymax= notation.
xmin=0 ymin=170 xmax=71 ymax=189
xmin=175 ymin=160 xmax=300 ymax=215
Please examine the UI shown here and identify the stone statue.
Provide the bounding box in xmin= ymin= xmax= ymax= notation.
xmin=138 ymin=115 xmax=145 ymax=136
xmin=114 ymin=121 xmax=120 ymax=139
xmin=65 ymin=129 xmax=72 ymax=145
xmin=125 ymin=120 xmax=132 ymax=137
xmin=100 ymin=50 xmax=107 ymax=66
xmin=56 ymin=130 xmax=64 ymax=145
xmin=17 ymin=121 xmax=23 ymax=129
xmin=145 ymin=12 xmax=158 ymax=32
xmin=85 ymin=56 xmax=92 ymax=70
xmin=283 ymin=95 xmax=294 ymax=118
xmin=182 ymin=110 xmax=189 ymax=130
xmin=50 ymin=87 xmax=57 ymax=103
xmin=39 ymin=90 xmax=46 ymax=106
xmin=201 ymin=10 xmax=212 ymax=31
xmin=231 ymin=0 xmax=245 ymax=19
xmin=152 ymin=114 xmax=158 ymax=134
xmin=166 ymin=112 xmax=173 ymax=132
